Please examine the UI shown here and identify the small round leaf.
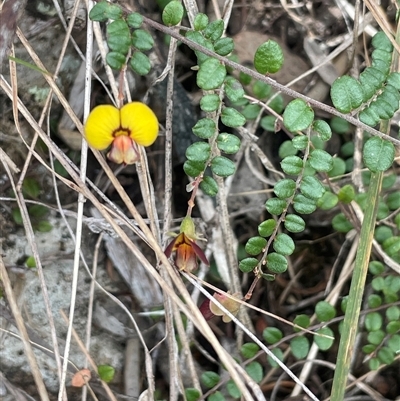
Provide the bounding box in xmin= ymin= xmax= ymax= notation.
xmin=281 ymin=156 xmax=303 ymax=175
xmin=314 ymin=327 xmax=334 ymax=351
xmin=186 ymin=142 xmax=211 ymax=162
xmin=263 ymin=327 xmax=283 ymax=344
xmin=241 ymin=343 xmax=260 ymax=359
xmin=221 ymin=107 xmax=246 ymax=127
xmin=107 ymin=20 xmax=131 ymax=54
xmin=293 ymin=194 xmax=317 ymax=214
xmin=258 ymin=219 xmax=276 ymax=237
xmin=130 ymin=51 xmax=151 ymax=75
xmin=239 ymin=257 xmax=258 ymax=273
xmin=309 ymin=149 xmax=333 ymax=172
xmin=300 ymin=176 xmax=325 ymax=200
xmin=89 ymin=2 xmax=122 ymax=21
xmin=201 ymin=371 xmax=220 ymax=388
xmin=313 ymin=120 xmax=332 ymax=141
xmin=274 ymin=179 xmax=296 ymax=199
xmin=194 ymin=13 xmax=208 ymax=31
xmin=200 ymin=176 xmax=218 ymax=196
xmin=265 ymin=198 xmax=287 ymax=215
xmin=192 ymin=118 xmax=216 ymax=139
xmin=266 ymin=252 xmax=288 ymax=273
xmin=211 ymin=156 xmax=236 ymax=177
xmin=363 ymin=137 xmax=395 ymax=172
xmin=203 ymin=19 xmax=224 ymax=41
xmin=284 ymin=214 xmax=305 ymax=233
xmin=126 ymin=12 xmax=143 ymax=28
xmin=197 ymin=58 xmax=227 ymax=90
xmin=217 ymin=133 xmax=241 ymax=154
xmin=162 ymin=1 xmax=184 ymax=26
xmin=106 ymin=51 xmax=126 ymax=69
xmin=330 ymin=75 xmax=364 ymax=113
xmin=131 ymin=29 xmax=154 ymax=51
xmin=200 ymin=94 xmax=220 ymax=112
xmin=245 ymin=236 xmax=267 ymax=256
xmin=290 ymin=337 xmax=310 ymax=359
xmin=273 ymin=233 xmax=295 ymax=256
xmin=254 ymin=40 xmax=284 ymax=74
xmin=283 ymin=99 xmax=314 ymax=132
xmin=224 ymin=76 xmax=245 ymax=102
xmin=315 ymin=301 xmax=336 ymax=322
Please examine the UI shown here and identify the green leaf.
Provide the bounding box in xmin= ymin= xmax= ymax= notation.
xmin=313 ymin=120 xmax=332 ymax=141
xmin=332 ymin=213 xmax=353 ymax=233
xmin=36 ymin=220 xmax=53 ymax=233
xmin=280 ymin=156 xmax=303 ymax=175
xmin=260 ymin=115 xmax=276 ymax=132
xmin=317 ymin=191 xmax=338 ymax=210
xmin=185 ymin=31 xmax=214 ymax=64
xmin=25 ymin=256 xmax=36 ymax=268
xmin=253 ymin=81 xmax=272 ymax=99
xmin=185 ymin=388 xmax=201 ymax=401
xmin=23 ymin=177 xmax=40 ymax=198
xmin=269 ymin=94 xmax=284 ymax=113
xmin=254 ymin=40 xmax=284 ymax=74
xmin=382 ymin=236 xmax=400 ymax=257
xmin=300 ymin=176 xmax=325 ymax=200
xmin=241 ymin=343 xmax=260 ymax=359
xmin=293 ymin=314 xmax=311 ymax=331
xmin=265 ymin=198 xmax=287 ymax=215
xmin=309 ymin=149 xmax=333 ymax=172
xmin=98 ymin=365 xmax=115 ymax=383
xmin=245 ymin=236 xmax=267 ymax=256
xmin=224 ymin=76 xmax=244 ymax=102
xmin=217 ymin=133 xmax=241 ymax=154
xmin=374 ymin=226 xmax=393 ymax=243
xmin=388 ymin=335 xmax=400 ymax=355
xmin=372 ymin=31 xmax=393 ymax=51
xmin=239 ymin=71 xmax=252 ymax=85
xmin=200 ymin=94 xmax=220 ymax=112
xmin=89 ymin=1 xmax=122 ymax=21
xmin=263 ymin=327 xmax=283 ymax=344
xmin=387 ymin=72 xmax=400 ymax=90
xmin=192 ymin=118 xmax=216 ymax=139
xmin=284 ymin=214 xmax=305 ymax=233
xmin=267 ymin=348 xmax=284 ymax=368
xmin=279 ymin=140 xmax=298 ymax=158
xmin=365 ymin=312 xmax=383 ymax=332
xmin=368 ymin=261 xmax=385 ymax=275
xmin=330 ymin=75 xmax=364 ymax=113
xmin=214 ymin=37 xmax=234 ymax=56
xmin=200 ymin=176 xmax=218 ymax=196
xmin=204 ymin=19 xmax=224 ymax=41
xmin=201 ymin=371 xmax=220 ymax=388
xmin=386 ymin=305 xmax=400 ymax=322
xmin=387 ymin=191 xmax=400 ymax=209
xmin=315 ymin=301 xmax=336 ymax=322
xmin=107 ymin=20 xmax=131 ymax=54
xmin=292 ymin=135 xmax=308 ymax=150
xmin=131 ymin=29 xmax=154 ymax=51
xmin=371 ymin=276 xmax=385 ymax=292
xmin=12 ymin=208 xmax=23 ymax=225
xmin=186 ymin=142 xmax=211 ymax=162
xmin=371 ymin=49 xmax=392 ymax=64
xmin=283 ymin=99 xmax=314 ymax=132
xmin=183 ymin=160 xmax=206 ymax=177
xmin=367 ymin=330 xmax=385 ymax=345
xmin=239 ymin=257 xmax=258 ymax=273
xmin=242 ymin=104 xmax=261 ymax=120
xmin=194 ymin=13 xmax=208 ymax=31
xmin=129 ymin=51 xmax=151 ymax=75
xmin=197 ymin=59 xmax=227 ymax=90
xmin=377 ymin=347 xmax=395 ymax=365
xmin=363 ymin=137 xmax=395 ymax=172
xmin=290 ymin=336 xmax=310 ymax=359
xmin=258 ymin=219 xmax=277 ymax=237
xmin=369 ymin=357 xmax=380 ymax=371
xmin=338 ymin=184 xmax=355 ymax=203
xmin=106 ymin=51 xmax=126 ymax=70
xmin=328 ymin=157 xmax=346 ymax=178
xmin=314 ymin=327 xmax=334 ymax=351
xmin=126 ymin=12 xmax=143 ymax=28
xmin=274 ymin=179 xmax=296 ymax=199
xmin=162 ymin=0 xmax=184 ymax=25
xmin=221 ymin=107 xmax=246 ymax=127
xmin=29 ymin=204 xmax=48 ymax=218
xmin=226 ymin=380 xmax=241 ymax=399
xmin=266 ymin=252 xmax=288 ymax=273
xmin=210 ymin=156 xmax=236 ymax=177
xmin=245 ymin=361 xmax=263 ymax=383
xmin=293 ymin=194 xmax=317 ymax=214
xmin=273 ymin=233 xmax=295 ymax=256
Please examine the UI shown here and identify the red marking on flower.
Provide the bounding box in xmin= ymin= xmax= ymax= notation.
xmin=165 ymin=232 xmax=209 ymax=272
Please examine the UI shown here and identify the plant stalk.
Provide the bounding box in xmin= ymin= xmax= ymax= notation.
xmin=330 ymin=170 xmax=383 ymax=401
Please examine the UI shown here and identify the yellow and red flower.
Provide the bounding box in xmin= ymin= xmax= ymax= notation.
xmin=84 ymin=102 xmax=158 ymax=164
xmin=165 ymin=216 xmax=209 ymax=272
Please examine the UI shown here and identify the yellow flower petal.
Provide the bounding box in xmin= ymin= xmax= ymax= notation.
xmin=120 ymin=102 xmax=159 ymax=147
xmin=84 ymin=105 xmax=120 ymax=150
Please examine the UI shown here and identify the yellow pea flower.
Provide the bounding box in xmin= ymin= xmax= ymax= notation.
xmin=84 ymin=102 xmax=159 ymax=164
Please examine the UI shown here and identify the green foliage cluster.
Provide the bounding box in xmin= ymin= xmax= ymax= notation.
xmin=331 ymin=32 xmax=400 ymax=128
xmin=89 ymin=1 xmax=154 ymax=75
xmin=356 ymin=261 xmax=400 ymax=370
xmin=182 ymin=13 xmax=245 ymax=195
